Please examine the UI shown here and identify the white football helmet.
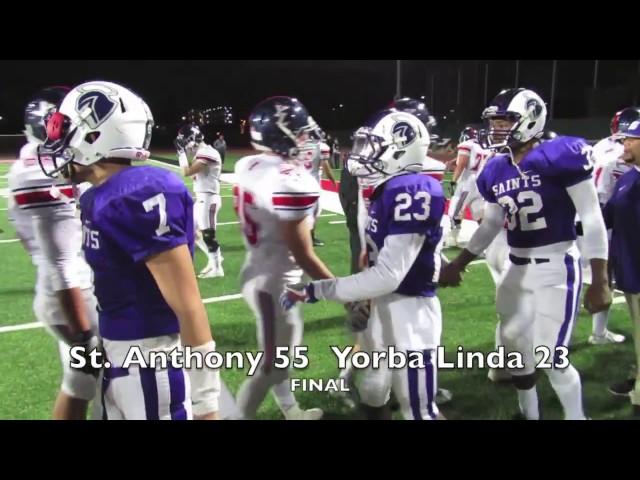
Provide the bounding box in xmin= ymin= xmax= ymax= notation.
xmin=480 ymin=88 xmax=547 ymax=151
xmin=38 ymin=81 xmax=154 ymax=178
xmin=348 ymin=110 xmax=429 ymax=184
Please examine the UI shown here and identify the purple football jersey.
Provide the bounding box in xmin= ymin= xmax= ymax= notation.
xmin=603 ymin=167 xmax=640 ymax=293
xmin=80 ymin=166 xmax=195 ymax=341
xmin=476 ymin=136 xmax=593 ymax=249
xmin=365 ymin=173 xmax=445 ymax=297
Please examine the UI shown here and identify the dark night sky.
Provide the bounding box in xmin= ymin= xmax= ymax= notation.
xmin=1 ymin=60 xmax=638 ymax=135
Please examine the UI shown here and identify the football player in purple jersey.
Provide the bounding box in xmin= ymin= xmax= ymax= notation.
xmin=441 ymin=88 xmax=611 ymax=420
xmin=38 ymin=81 xmax=222 ymax=420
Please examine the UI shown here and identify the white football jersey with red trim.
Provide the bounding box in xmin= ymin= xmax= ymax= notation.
xmin=298 ymin=140 xmax=331 ymax=181
xmin=592 ymin=136 xmax=626 ymax=204
xmin=592 ymin=136 xmax=622 ymax=170
xmin=234 ymin=153 xmax=320 ymax=273
xmin=456 ymin=140 xmax=489 ymax=184
xmin=8 ymin=143 xmax=92 ymax=295
xmin=192 ymin=142 xmax=222 ymax=194
xmin=595 ymin=156 xmax=631 ymax=205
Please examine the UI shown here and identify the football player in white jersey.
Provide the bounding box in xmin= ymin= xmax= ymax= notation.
xmin=297 ymin=128 xmax=337 ymax=246
xmin=447 ymin=126 xmax=490 ymax=246
xmin=233 ymin=96 xmax=362 ymax=420
xmin=9 ymin=87 xmax=99 ymax=420
xmin=581 ymin=108 xmax=639 ymax=345
xmin=175 ymin=124 xmax=224 ymax=278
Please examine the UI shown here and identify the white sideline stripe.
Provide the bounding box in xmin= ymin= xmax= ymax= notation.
xmin=202 ymin=293 xmax=243 ymax=304
xmin=0 ymin=281 xmax=628 ymax=334
xmin=0 ymin=288 xmax=626 ymax=334
xmin=0 ymin=208 xmax=8 ymax=211
xmin=0 ymin=239 xmax=19 ymax=244
xmin=0 ymin=292 xmax=246 ymax=334
xmin=329 ymin=220 xmax=346 ymax=225
xmin=0 ymin=322 xmax=43 ymax=333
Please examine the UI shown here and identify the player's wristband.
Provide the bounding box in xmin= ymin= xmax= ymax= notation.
xmin=309 ymin=279 xmax=337 ymax=302
xmin=186 ymin=340 xmax=221 ymax=416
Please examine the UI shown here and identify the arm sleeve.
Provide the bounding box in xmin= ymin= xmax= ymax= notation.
xmin=567 ymin=179 xmax=608 ymax=260
xmin=313 ymin=233 xmax=425 ymax=303
xmin=465 ymin=202 xmax=505 ymax=256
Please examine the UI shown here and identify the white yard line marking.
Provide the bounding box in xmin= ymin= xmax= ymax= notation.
xmin=0 ymin=322 xmax=43 ymax=334
xmin=0 ymin=291 xmax=246 ymax=334
xmin=202 ymin=293 xmax=243 ymax=304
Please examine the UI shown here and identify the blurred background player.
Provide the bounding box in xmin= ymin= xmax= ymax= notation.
xmin=297 ymin=125 xmax=337 ymax=246
xmin=175 ymin=124 xmax=224 ymax=278
xmin=8 ymin=86 xmax=99 ymax=420
xmin=441 ymin=88 xmax=611 ymax=420
xmin=234 ymin=96 xmax=352 ymax=420
xmin=583 ymin=108 xmax=640 ymax=344
xmin=282 ymin=110 xmax=446 ymax=420
xmin=39 ymin=81 xmax=222 ymax=420
xmin=213 ymin=132 xmax=227 ymax=164
xmin=446 ymin=126 xmax=489 ymax=247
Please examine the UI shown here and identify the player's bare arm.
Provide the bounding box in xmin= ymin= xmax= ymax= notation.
xmin=280 ymin=217 xmax=333 ymax=280
xmin=440 ymin=202 xmax=504 ymax=287
xmin=452 ymin=151 xmax=469 ymax=183
xmin=321 ymin=160 xmax=337 ymax=186
xmin=181 ymin=159 xmax=206 ymax=177
xmin=145 ymin=244 xmax=221 ymax=420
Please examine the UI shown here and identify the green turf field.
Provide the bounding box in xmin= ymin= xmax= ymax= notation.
xmin=0 ymin=152 xmax=636 ymax=420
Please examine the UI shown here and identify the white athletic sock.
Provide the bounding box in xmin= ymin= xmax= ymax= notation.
xmin=517 ymin=386 xmax=540 ymax=420
xmin=272 ymin=379 xmax=297 ymax=412
xmin=339 ymin=359 xmax=355 ymax=384
xmin=592 ymin=309 xmax=610 ymax=336
xmin=545 ymin=365 xmax=586 ymax=420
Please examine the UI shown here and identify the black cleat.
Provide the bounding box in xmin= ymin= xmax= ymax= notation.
xmin=608 ymin=378 xmax=636 ymax=397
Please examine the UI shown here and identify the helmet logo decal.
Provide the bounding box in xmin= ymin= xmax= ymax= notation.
xmin=526 ymin=98 xmax=542 ymax=120
xmin=274 ymin=104 xmax=290 ymax=127
xmin=392 ymin=121 xmax=416 ymax=148
xmin=76 ymin=89 xmax=118 ymax=129
xmin=274 ymin=103 xmax=297 ymax=141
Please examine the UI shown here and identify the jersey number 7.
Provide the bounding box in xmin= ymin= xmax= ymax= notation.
xmin=143 ymin=193 xmax=171 ymax=236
